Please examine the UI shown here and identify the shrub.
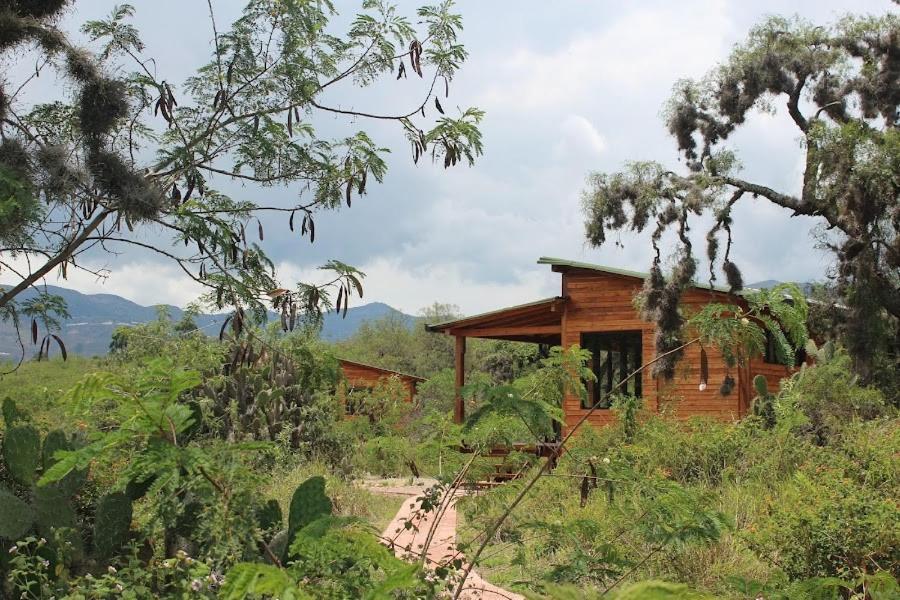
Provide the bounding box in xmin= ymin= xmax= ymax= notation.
xmin=777 ymin=349 xmax=889 ymax=444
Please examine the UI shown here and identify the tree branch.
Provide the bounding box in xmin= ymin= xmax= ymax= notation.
xmin=787 ymin=75 xmax=809 ymax=133
xmin=0 ymin=209 xmax=113 ymax=310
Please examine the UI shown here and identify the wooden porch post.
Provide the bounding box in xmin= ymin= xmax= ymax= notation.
xmin=454 ymin=335 xmax=466 ymax=424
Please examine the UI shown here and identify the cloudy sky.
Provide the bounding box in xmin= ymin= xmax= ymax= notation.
xmin=4 ymin=0 xmax=892 ymax=316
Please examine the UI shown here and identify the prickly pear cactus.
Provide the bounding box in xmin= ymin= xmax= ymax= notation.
xmin=0 ymin=406 xmax=89 ymax=564
xmin=93 ymin=492 xmax=133 ymax=560
xmin=751 ymin=374 xmax=776 ymax=429
xmin=2 ymin=397 xmax=23 ymax=426
xmin=40 ymin=429 xmax=85 ymax=495
xmin=753 ymin=374 xmax=769 ymax=397
xmin=286 ymin=476 xmax=332 ymax=558
xmin=0 ymin=485 xmax=34 ymax=540
xmin=256 ymin=498 xmax=283 ymax=535
xmin=3 ymin=424 xmax=41 ymax=486
xmin=41 ymin=429 xmax=69 ymax=470
xmin=34 ymin=485 xmax=78 ymax=533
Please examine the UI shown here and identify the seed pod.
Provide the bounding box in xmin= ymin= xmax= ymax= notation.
xmin=699 ymin=347 xmax=709 ymax=389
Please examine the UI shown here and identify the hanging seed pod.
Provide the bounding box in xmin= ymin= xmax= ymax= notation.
xmin=699 ymin=347 xmax=709 ymax=391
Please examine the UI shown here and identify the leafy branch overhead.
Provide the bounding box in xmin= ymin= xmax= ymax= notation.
xmin=0 ymin=0 xmax=484 ymax=358
xmin=581 ymin=13 xmax=898 ymax=380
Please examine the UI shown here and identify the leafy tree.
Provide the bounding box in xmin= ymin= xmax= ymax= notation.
xmin=0 ymin=0 xmax=483 ymax=355
xmin=581 ymin=12 xmax=898 ymax=381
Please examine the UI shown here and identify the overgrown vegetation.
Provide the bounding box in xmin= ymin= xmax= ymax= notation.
xmin=1 ymin=3 xmax=898 ymax=599
xmin=457 ymin=348 xmax=898 ymax=598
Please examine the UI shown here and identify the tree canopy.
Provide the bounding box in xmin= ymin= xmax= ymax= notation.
xmin=0 ymin=0 xmax=483 ymax=360
xmin=581 ymin=13 xmax=899 ymax=380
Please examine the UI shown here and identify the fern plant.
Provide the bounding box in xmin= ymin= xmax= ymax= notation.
xmin=462 ymin=346 xmax=593 ymax=444
xmin=687 ymin=283 xmax=809 ymax=389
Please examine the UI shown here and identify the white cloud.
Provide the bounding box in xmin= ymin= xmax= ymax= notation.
xmin=278 ymin=257 xmax=558 ymax=316
xmin=1 ymin=256 xmax=206 ymax=308
xmin=553 ymin=114 xmax=607 ymax=161
xmin=478 ymin=1 xmax=732 ymax=113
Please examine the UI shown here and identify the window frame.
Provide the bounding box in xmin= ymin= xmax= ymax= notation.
xmin=580 ymin=330 xmax=643 ymax=410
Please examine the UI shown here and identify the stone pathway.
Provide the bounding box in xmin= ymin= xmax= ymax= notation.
xmin=368 ymin=480 xmax=524 ymax=600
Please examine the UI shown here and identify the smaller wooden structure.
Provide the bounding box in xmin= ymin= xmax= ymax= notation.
xmin=337 ymin=359 xmax=424 ymax=415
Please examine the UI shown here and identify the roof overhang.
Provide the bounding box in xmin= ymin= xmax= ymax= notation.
xmin=337 ymin=358 xmax=426 ymax=383
xmin=426 ymin=296 xmax=565 ymax=344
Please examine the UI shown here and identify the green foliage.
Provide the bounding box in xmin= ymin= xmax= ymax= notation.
xmin=526 ymin=580 xmax=712 ymax=600
xmin=224 ymin=477 xmax=429 ymax=599
xmin=220 ymin=563 xmax=310 ymax=600
xmin=1 ymin=0 xmax=485 ymax=344
xmin=0 ymin=357 xmax=103 ymax=431
xmin=343 ymin=376 xmax=412 ymax=432
xmin=687 ymin=283 xmax=808 ymax=370
xmin=775 ymin=347 xmax=889 ymax=443
xmin=463 ymin=346 xmax=591 ymax=444
xmin=2 ymin=396 xmax=24 ymax=426
xmin=611 ymin=395 xmax=641 ymax=443
xmin=457 ymin=355 xmax=898 ymax=598
xmin=748 ymin=443 xmax=900 ymax=582
xmin=195 ymin=335 xmax=344 ymax=459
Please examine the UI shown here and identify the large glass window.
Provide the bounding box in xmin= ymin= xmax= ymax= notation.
xmin=581 ymin=331 xmax=643 ymax=409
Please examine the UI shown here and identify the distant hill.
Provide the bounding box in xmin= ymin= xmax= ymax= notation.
xmin=0 ymin=284 xmax=413 ymax=358
xmin=747 ymin=280 xmax=815 ymax=295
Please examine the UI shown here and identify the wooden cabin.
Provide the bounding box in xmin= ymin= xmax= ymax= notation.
xmin=427 ymin=257 xmax=797 ymax=433
xmin=337 ymin=359 xmax=424 ymax=415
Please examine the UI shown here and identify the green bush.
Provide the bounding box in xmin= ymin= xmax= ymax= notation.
xmin=777 ymin=349 xmax=889 ymax=444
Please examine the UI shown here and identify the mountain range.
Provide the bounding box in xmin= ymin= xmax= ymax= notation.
xmin=0 ymin=278 xmax=811 ymax=359
xmin=0 ymin=284 xmax=414 ymax=358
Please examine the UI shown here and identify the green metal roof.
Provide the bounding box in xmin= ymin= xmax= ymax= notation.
xmin=536 ymin=256 xmax=750 ymax=295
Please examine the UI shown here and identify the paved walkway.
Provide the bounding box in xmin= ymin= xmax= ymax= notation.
xmin=368 ymin=481 xmax=524 ymax=600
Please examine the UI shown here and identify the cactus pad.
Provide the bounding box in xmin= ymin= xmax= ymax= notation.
xmin=2 ymin=397 xmax=23 ymax=426
xmin=93 ymin=492 xmax=133 ymax=559
xmin=41 ymin=430 xmax=70 ymax=470
xmin=286 ymin=476 xmax=332 ymax=557
xmin=34 ymin=484 xmax=77 ymax=533
xmin=753 ymin=374 xmax=769 ymax=397
xmin=0 ymin=485 xmax=34 ymax=540
xmin=3 ymin=425 xmax=41 ymax=486
xmin=256 ymin=499 xmax=283 ymax=536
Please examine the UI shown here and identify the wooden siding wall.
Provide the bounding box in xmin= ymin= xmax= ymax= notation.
xmin=746 ymin=358 xmax=792 ymax=407
xmin=339 ymin=362 xmax=417 ymax=405
xmin=560 ymin=270 xmax=745 ymax=431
